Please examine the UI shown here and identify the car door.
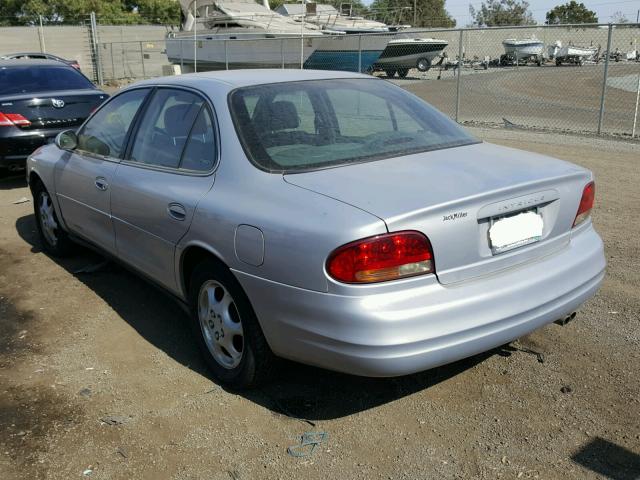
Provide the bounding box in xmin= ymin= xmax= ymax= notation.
xmin=54 ymin=88 xmax=150 ymax=253
xmin=110 ymin=87 xmax=217 ymax=292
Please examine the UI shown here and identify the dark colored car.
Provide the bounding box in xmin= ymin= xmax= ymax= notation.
xmin=1 ymin=52 xmax=81 ymax=70
xmin=0 ymin=60 xmax=108 ymax=172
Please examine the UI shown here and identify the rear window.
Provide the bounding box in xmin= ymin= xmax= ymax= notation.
xmin=0 ymin=65 xmax=94 ymax=95
xmin=229 ymin=78 xmax=478 ymax=173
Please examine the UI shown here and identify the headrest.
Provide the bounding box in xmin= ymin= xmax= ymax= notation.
xmin=268 ymin=101 xmax=299 ymax=131
xmin=164 ymin=103 xmax=200 ymax=137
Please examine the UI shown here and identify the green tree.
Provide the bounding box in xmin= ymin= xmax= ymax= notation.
xmin=469 ymin=0 xmax=535 ymax=26
xmin=0 ymin=0 xmax=181 ymax=26
xmin=124 ymin=1 xmax=182 ymax=24
xmin=545 ymin=1 xmax=597 ymax=24
xmin=369 ymin=0 xmax=455 ymax=28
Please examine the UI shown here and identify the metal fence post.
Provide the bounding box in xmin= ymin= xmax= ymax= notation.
xmin=139 ymin=41 xmax=146 ymax=78
xmin=38 ymin=15 xmax=46 ymax=53
xmin=180 ymin=39 xmax=184 ymax=71
xmin=224 ymin=40 xmax=229 ymax=70
xmin=358 ymin=35 xmax=362 ymax=73
xmin=110 ymin=43 xmax=115 ymax=81
xmin=455 ymin=29 xmax=464 ymax=122
xmin=597 ymin=24 xmax=613 ymax=135
xmin=632 ymin=71 xmax=640 ymax=138
xmin=281 ymin=38 xmax=285 ymax=69
xmin=89 ymin=12 xmax=103 ymax=85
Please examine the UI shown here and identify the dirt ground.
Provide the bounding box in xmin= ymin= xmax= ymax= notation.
xmin=0 ymin=128 xmax=639 ymax=480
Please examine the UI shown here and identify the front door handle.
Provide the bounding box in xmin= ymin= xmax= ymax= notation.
xmin=167 ymin=203 xmax=186 ymax=221
xmin=94 ymin=177 xmax=109 ymax=191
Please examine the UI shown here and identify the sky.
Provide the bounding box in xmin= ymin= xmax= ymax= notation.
xmin=361 ymin=0 xmax=640 ymax=26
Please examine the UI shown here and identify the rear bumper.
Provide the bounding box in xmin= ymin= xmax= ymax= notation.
xmin=234 ymin=224 xmax=605 ymax=377
xmin=0 ymin=129 xmax=60 ymax=168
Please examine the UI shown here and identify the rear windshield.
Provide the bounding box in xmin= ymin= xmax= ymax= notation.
xmin=229 ymin=78 xmax=478 ymax=173
xmin=0 ymin=65 xmax=94 ymax=95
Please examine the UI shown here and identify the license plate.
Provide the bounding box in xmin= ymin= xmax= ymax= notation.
xmin=489 ymin=210 xmax=543 ymax=254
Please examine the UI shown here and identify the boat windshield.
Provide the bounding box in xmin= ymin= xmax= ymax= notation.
xmin=229 ymin=78 xmax=479 ymax=173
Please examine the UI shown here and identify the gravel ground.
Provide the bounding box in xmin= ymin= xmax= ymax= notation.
xmin=0 ymin=128 xmax=639 ymax=480
xmin=397 ymin=63 xmax=640 ymax=137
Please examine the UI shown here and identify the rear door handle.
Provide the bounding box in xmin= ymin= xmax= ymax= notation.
xmin=94 ymin=177 xmax=109 ymax=191
xmin=167 ymin=203 xmax=186 ymax=221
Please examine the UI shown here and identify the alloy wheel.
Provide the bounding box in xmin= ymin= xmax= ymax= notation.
xmin=38 ymin=191 xmax=58 ymax=247
xmin=197 ymin=280 xmax=244 ymax=369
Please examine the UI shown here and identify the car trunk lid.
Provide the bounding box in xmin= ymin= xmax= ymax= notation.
xmin=284 ymin=142 xmax=592 ymax=285
xmin=0 ymin=90 xmax=107 ymax=131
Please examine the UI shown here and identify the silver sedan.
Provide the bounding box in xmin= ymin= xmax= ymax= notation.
xmin=26 ymin=70 xmax=605 ymax=388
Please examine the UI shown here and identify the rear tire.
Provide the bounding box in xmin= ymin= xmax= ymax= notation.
xmin=32 ymin=181 xmax=74 ymax=257
xmin=188 ymin=260 xmax=276 ymax=389
xmin=396 ymin=68 xmax=409 ymax=78
xmin=385 ymin=69 xmax=396 ymax=78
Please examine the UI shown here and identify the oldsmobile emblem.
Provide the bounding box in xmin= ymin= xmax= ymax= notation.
xmin=51 ymin=98 xmax=65 ymax=108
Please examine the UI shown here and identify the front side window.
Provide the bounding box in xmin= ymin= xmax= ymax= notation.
xmin=229 ymin=78 xmax=478 ymax=173
xmin=129 ymin=89 xmax=203 ymax=169
xmin=77 ymin=88 xmax=149 ymax=157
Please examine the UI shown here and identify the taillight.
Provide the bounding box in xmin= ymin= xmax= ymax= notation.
xmin=573 ymin=181 xmax=595 ymax=227
xmin=326 ymin=231 xmax=435 ymax=284
xmin=0 ymin=112 xmax=31 ymax=127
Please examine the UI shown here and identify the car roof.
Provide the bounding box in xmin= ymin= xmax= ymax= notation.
xmin=0 ymin=59 xmax=71 ymax=67
xmin=135 ymin=69 xmax=372 ymax=89
xmin=5 ymin=52 xmax=58 ymax=56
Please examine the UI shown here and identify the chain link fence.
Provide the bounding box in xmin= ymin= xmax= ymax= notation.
xmin=100 ymin=23 xmax=638 ymax=138
xmin=1 ymin=17 xmax=638 ymax=139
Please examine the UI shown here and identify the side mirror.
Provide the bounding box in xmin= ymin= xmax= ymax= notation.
xmin=55 ymin=130 xmax=78 ymax=150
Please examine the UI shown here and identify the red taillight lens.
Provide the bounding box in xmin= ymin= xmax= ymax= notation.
xmin=0 ymin=113 xmax=12 ymax=126
xmin=573 ymin=181 xmax=595 ymax=227
xmin=0 ymin=112 xmax=31 ymax=127
xmin=326 ymin=231 xmax=434 ymax=284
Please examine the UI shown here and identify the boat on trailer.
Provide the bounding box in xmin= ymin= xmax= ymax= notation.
xmin=373 ymin=38 xmax=448 ymax=77
xmin=548 ymin=41 xmax=598 ymax=66
xmin=501 ymin=38 xmax=545 ymax=66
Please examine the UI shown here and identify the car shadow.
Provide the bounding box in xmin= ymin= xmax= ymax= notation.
xmin=571 ymin=437 xmax=640 ymax=480
xmin=16 ymin=212 xmax=499 ymax=421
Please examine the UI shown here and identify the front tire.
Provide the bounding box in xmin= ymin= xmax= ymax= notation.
xmin=385 ymin=68 xmax=396 ymax=78
xmin=188 ymin=260 xmax=275 ymax=388
xmin=33 ymin=181 xmax=73 ymax=256
xmin=396 ymin=68 xmax=409 ymax=78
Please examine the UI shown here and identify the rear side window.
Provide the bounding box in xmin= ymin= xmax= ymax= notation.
xmin=180 ymin=107 xmax=216 ymax=172
xmin=129 ymin=89 xmax=203 ymax=169
xmin=77 ymin=88 xmax=148 ymax=157
xmin=0 ymin=65 xmax=94 ymax=94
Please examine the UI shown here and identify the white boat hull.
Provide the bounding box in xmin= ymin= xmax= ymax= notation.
xmin=502 ymin=40 xmax=544 ymax=58
xmin=374 ymin=39 xmax=448 ymax=69
xmin=166 ymin=33 xmax=318 ymax=69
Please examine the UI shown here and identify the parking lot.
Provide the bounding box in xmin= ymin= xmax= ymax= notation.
xmin=0 ymin=126 xmax=638 ymax=479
